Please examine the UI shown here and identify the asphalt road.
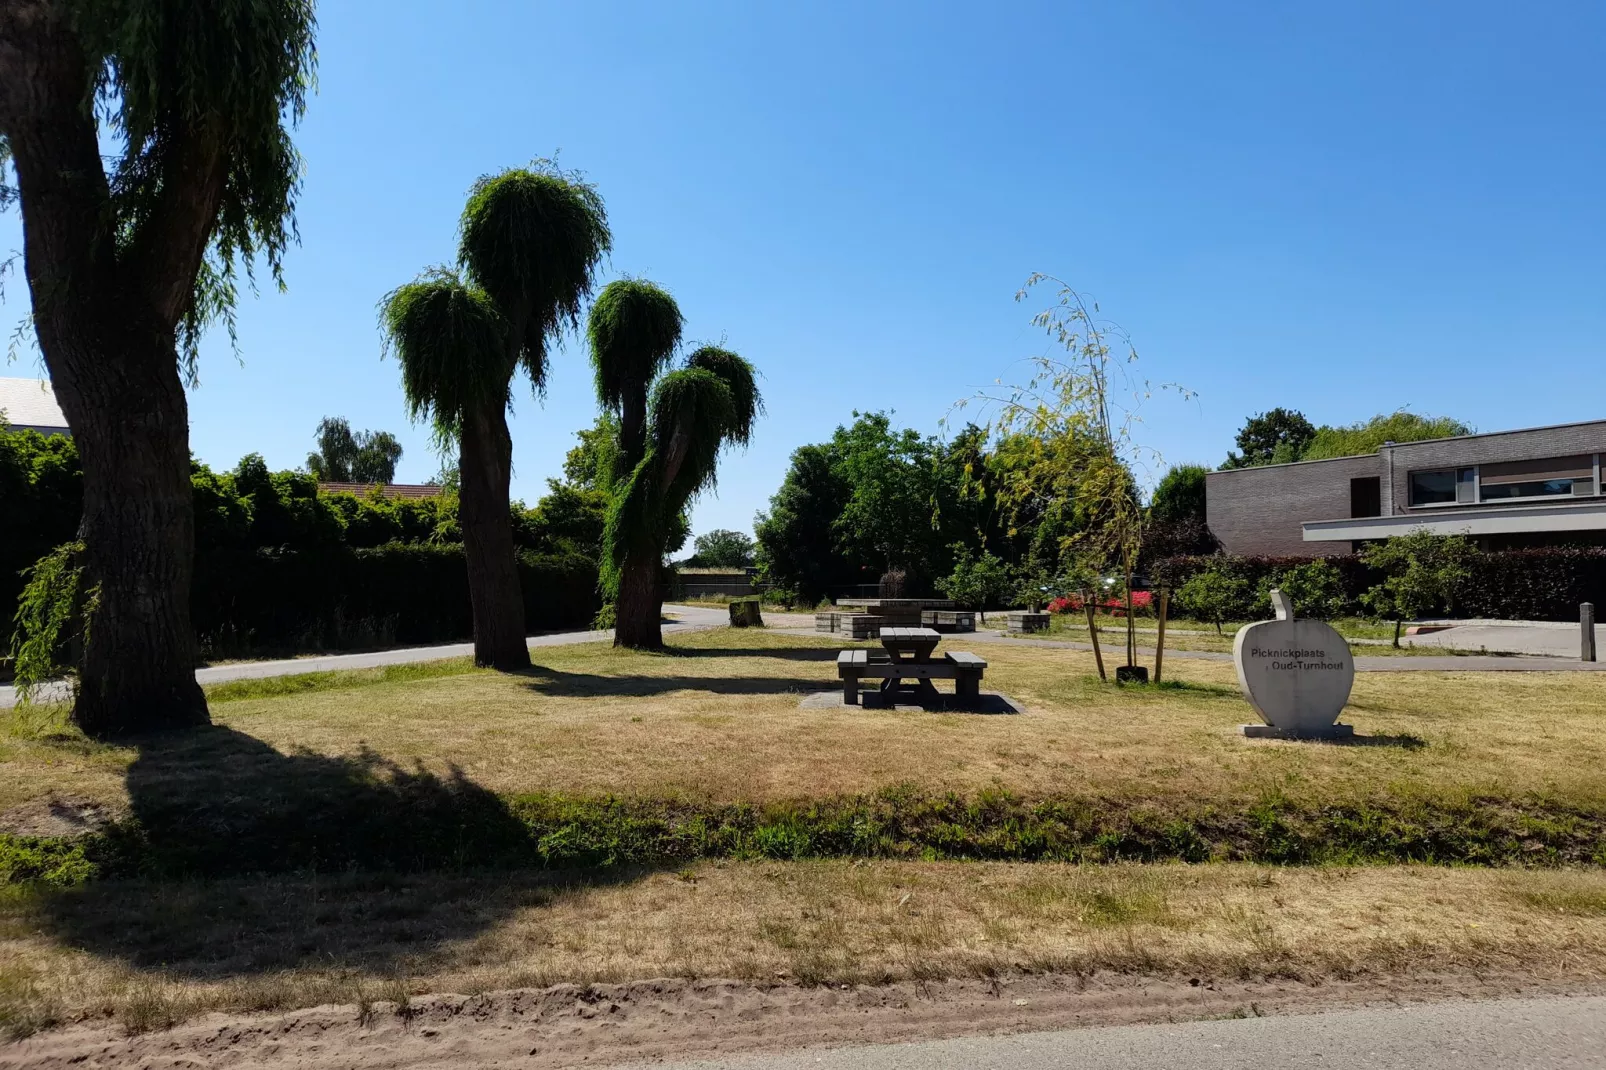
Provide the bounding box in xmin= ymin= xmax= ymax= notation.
xmin=636 ymin=995 xmax=1606 ymax=1070
xmin=0 ymin=604 xmax=730 ymax=708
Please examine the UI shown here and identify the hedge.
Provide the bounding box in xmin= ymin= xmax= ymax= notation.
xmin=1154 ymin=548 xmax=1606 ymax=622
xmin=193 ymin=543 xmax=601 ymax=657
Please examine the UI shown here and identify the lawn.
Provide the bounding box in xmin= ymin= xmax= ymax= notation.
xmin=4 ymin=625 xmax=1606 ymax=1038
xmin=4 ymin=626 xmax=1604 ymax=817
xmin=4 ymin=861 xmax=1606 ymax=1036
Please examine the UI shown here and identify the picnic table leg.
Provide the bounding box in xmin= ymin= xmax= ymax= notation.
xmin=917 ymin=679 xmax=941 ymax=701
xmin=843 ymin=673 xmax=859 ymax=705
xmin=956 ymin=673 xmax=981 ymax=701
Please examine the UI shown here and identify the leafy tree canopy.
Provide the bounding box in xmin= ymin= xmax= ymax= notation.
xmin=1149 ymin=463 xmax=1210 ymax=524
xmin=1304 ymin=412 xmax=1472 ymax=460
xmin=685 ymin=529 xmax=755 ymax=568
xmin=1221 ymin=408 xmax=1316 ymax=469
xmin=305 ymin=416 xmax=404 ymax=484
xmin=1222 ymin=409 xmax=1470 ymax=468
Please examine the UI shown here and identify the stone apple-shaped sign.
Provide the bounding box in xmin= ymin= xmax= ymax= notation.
xmin=1233 ymin=589 xmax=1355 ymax=739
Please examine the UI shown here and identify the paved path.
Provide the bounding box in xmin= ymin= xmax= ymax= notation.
xmin=632 ymin=994 xmax=1606 ymax=1069
xmin=0 ymin=604 xmax=730 ymax=709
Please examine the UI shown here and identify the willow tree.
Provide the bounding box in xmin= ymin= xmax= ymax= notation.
xmin=587 ymin=279 xmax=683 ymax=484
xmin=383 ymin=165 xmax=609 ymax=669
xmin=600 ymin=342 xmax=761 ymax=649
xmin=958 ymin=275 xmax=1188 ymax=679
xmin=0 ymin=1 xmax=315 ymax=736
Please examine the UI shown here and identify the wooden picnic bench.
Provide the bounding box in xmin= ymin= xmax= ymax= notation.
xmin=837 ymin=627 xmax=987 ymax=705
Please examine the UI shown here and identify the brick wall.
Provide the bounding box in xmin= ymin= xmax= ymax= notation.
xmin=1386 ymin=420 xmax=1606 ymax=515
xmin=1205 ymin=455 xmax=1382 ymax=556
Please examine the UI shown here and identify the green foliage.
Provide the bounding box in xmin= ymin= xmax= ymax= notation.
xmin=1175 ymin=568 xmax=1255 ymax=633
xmin=0 ymin=426 xmax=80 ymax=641
xmin=1220 ymin=408 xmax=1315 ymax=469
xmin=380 ymin=270 xmax=510 ymax=441
xmin=0 ymin=424 xmax=605 ymax=658
xmin=686 ymin=529 xmax=756 ymax=568
xmin=754 ymin=443 xmax=853 ymax=604
xmin=586 ymin=280 xmax=684 ymax=419
xmin=1257 ymin=559 xmax=1348 ymax=619
xmin=305 ymin=416 xmax=404 ymax=483
xmin=936 ymin=546 xmax=1015 ymax=611
xmin=1149 ymin=464 xmax=1209 ymax=523
xmin=67 ymin=0 xmax=317 ymax=363
xmin=603 ymin=356 xmax=761 ymax=595
xmin=562 ymin=414 xmax=621 ymax=491
xmin=1304 ymin=411 xmax=1472 ymax=460
xmin=754 ymin=416 xmax=1023 ymax=604
xmin=5 ymin=785 xmax=1604 ymax=886
xmin=459 ymin=163 xmax=612 ymax=389
xmin=8 ymin=542 xmax=93 ymax=700
xmin=1221 ymin=409 xmax=1470 ymax=469
xmin=1360 ymin=531 xmax=1480 ymax=623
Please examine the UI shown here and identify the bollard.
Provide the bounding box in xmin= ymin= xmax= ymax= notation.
xmin=1584 ymin=602 xmax=1597 ymax=663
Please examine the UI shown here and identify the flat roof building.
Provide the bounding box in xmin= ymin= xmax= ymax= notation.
xmin=0 ymin=377 xmax=70 ymax=437
xmin=1206 ymin=419 xmax=1606 ymax=556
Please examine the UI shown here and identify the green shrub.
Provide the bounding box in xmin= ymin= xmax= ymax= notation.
xmin=1175 ymin=568 xmax=1255 ymax=632
xmin=1257 ymin=559 xmax=1349 ymax=619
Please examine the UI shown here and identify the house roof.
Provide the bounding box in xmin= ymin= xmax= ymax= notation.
xmin=0 ymin=377 xmax=69 ymax=433
xmin=318 ymin=481 xmax=445 ymax=500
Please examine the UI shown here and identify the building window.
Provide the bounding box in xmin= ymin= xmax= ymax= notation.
xmin=1409 ymin=468 xmax=1475 ymax=506
xmin=1481 ymin=477 xmax=1596 ymax=501
xmin=1478 ymin=455 xmax=1596 ymax=503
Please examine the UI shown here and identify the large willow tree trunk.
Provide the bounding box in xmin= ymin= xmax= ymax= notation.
xmin=612 ymin=550 xmax=663 ymax=650
xmin=51 ymin=318 xmax=209 ymax=735
xmin=458 ymin=405 xmax=530 ymax=669
xmin=2 ymin=7 xmax=222 ymax=736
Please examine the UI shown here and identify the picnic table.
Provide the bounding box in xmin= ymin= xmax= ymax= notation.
xmin=836 ymin=626 xmax=987 ymax=706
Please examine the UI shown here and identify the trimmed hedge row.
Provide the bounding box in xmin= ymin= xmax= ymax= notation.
xmin=194 ymin=543 xmax=601 ymax=657
xmin=1153 ymin=548 xmax=1606 ymax=622
xmin=5 ymin=786 xmax=1604 ymax=887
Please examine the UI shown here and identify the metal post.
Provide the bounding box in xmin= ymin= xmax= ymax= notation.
xmin=1584 ymin=603 xmax=1597 ymax=663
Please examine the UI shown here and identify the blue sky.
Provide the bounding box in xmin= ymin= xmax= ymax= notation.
xmin=3 ymin=1 xmax=1602 ymax=543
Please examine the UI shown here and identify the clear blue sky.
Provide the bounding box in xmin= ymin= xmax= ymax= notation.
xmin=3 ymin=1 xmax=1602 ymax=544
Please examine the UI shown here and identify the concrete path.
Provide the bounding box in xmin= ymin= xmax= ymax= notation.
xmin=1402 ymin=619 xmax=1592 ymax=658
xmin=0 ymin=604 xmax=731 ymax=709
xmin=632 ymin=994 xmax=1606 ymax=1070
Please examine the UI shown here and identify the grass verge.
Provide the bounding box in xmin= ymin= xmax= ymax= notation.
xmin=4 ymin=861 xmax=1605 ymax=1038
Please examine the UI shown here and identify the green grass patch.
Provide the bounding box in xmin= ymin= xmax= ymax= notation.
xmin=203 ymin=658 xmax=484 ymax=702
xmin=6 ymin=785 xmax=1603 ymax=888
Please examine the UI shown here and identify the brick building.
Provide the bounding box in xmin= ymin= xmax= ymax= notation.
xmin=1206 ymin=419 xmax=1606 ymax=556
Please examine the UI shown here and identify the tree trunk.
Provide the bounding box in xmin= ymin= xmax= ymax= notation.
xmin=2 ymin=4 xmax=238 ymax=736
xmin=613 ymin=550 xmax=663 ymax=650
xmin=53 ymin=326 xmax=209 ymax=736
xmin=458 ymin=403 xmax=530 ymax=669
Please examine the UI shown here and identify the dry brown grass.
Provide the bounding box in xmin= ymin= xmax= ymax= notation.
xmin=5 ymin=627 xmax=1606 ymax=818
xmin=4 ymin=861 xmax=1605 ymax=1035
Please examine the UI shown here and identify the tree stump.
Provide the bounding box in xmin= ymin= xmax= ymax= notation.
xmin=729 ymin=598 xmax=764 ymax=628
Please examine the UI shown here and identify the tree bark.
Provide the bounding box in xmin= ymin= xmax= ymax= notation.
xmin=613 ymin=550 xmax=663 ymax=650
xmin=57 ymin=324 xmax=209 ymax=735
xmin=458 ymin=403 xmax=530 ymax=669
xmin=1 ymin=2 xmax=219 ymax=735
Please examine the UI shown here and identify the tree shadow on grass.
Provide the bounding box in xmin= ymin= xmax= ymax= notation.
xmin=517 ymin=665 xmax=829 ymax=698
xmin=28 ymin=725 xmax=646 ymax=980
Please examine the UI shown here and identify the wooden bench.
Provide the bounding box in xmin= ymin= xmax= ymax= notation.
xmin=837 ymin=649 xmax=987 ymax=705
